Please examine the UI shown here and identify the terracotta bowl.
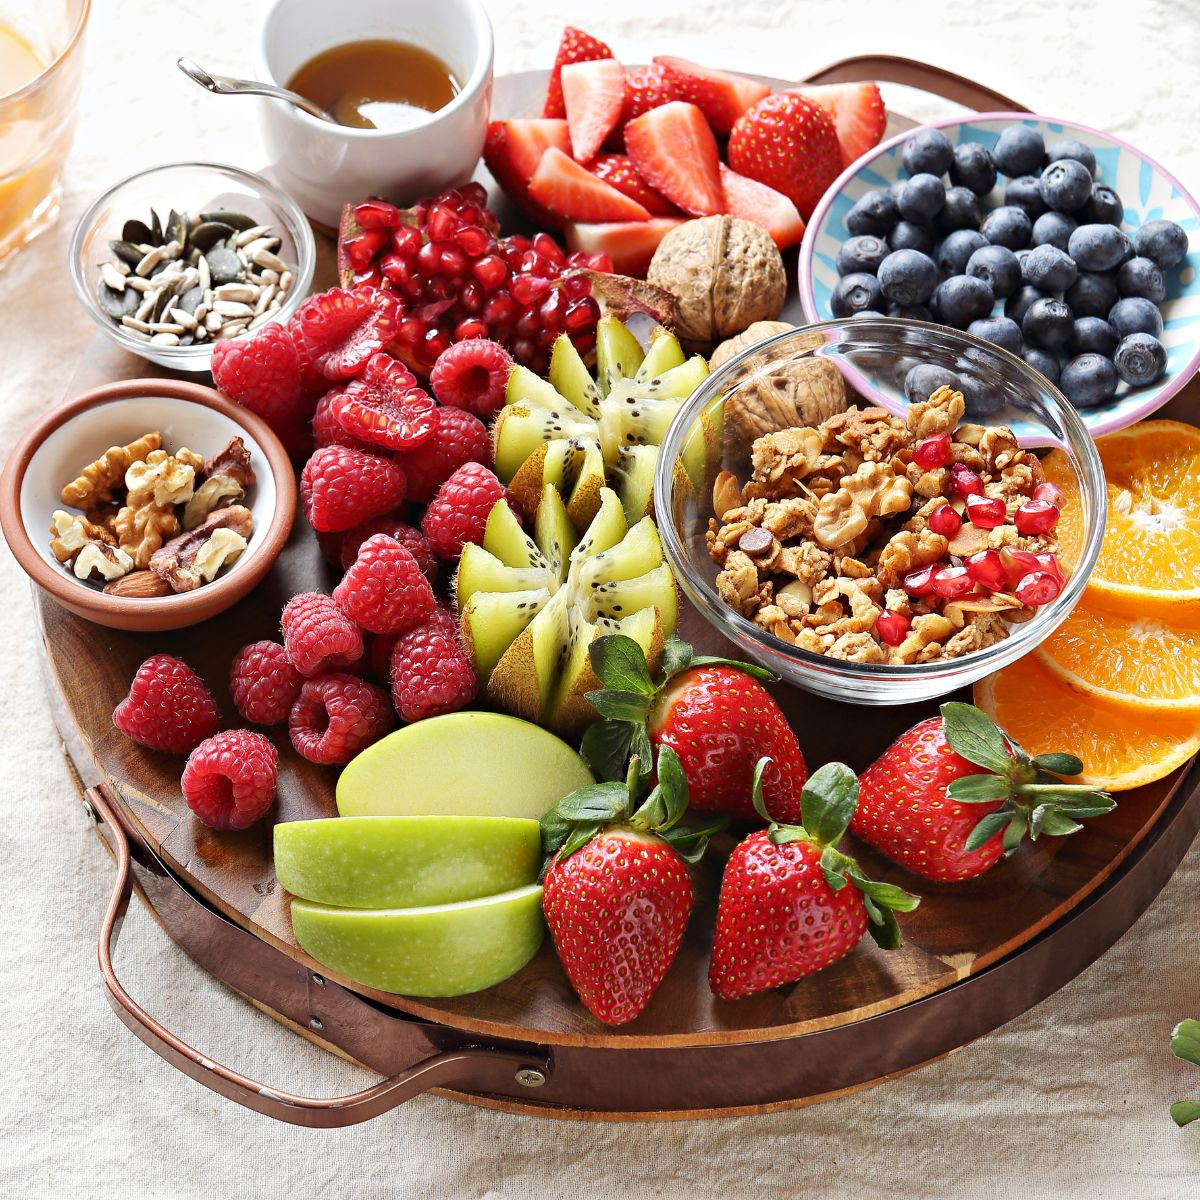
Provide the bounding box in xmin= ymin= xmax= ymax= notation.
xmin=0 ymin=379 xmax=296 ymax=631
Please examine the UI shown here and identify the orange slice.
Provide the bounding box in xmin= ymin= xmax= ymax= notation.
xmin=1036 ymin=605 xmax=1200 ymax=716
xmin=1043 ymin=420 xmax=1200 ymax=618
xmin=973 ymin=652 xmax=1200 ymax=792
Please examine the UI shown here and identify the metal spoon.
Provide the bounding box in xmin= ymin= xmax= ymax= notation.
xmin=176 ymin=57 xmax=338 ymax=124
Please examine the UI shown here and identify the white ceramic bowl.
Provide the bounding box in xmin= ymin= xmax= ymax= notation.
xmin=257 ymin=0 xmax=494 ymax=228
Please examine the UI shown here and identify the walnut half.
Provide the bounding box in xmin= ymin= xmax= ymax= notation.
xmin=74 ymin=541 xmax=134 ymax=582
xmin=150 ymin=505 xmax=253 ymax=592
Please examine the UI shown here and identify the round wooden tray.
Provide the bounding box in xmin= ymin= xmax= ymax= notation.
xmin=38 ymin=64 xmax=1200 ymax=1122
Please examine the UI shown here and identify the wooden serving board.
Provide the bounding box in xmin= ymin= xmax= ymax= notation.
xmin=36 ymin=68 xmax=1200 ymax=1116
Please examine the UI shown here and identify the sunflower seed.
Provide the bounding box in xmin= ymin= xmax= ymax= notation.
xmin=248 ymin=310 xmax=277 ymax=331
xmin=135 ymin=245 xmax=167 ymax=276
xmin=150 ymin=332 xmax=180 ymax=346
xmin=214 ymin=282 xmax=256 ymax=303
xmin=213 ymin=299 xmax=254 ymax=317
xmin=135 ymin=293 xmax=157 ymax=322
xmin=121 ymin=315 xmax=152 ymax=333
xmin=252 ymin=247 xmax=286 ymax=272
xmin=216 ymin=320 xmax=249 ymax=338
xmin=100 ymin=263 xmax=128 ymax=292
xmin=124 ymin=274 xmax=154 ymax=293
xmin=279 ymin=270 xmax=293 ymax=292
xmin=169 ymin=307 xmax=198 ymax=331
xmin=259 ymin=267 xmax=279 ymax=285
xmin=254 ymin=284 xmax=275 ymax=315
xmin=205 ymin=311 xmax=223 ymax=332
xmin=234 ymin=223 xmax=270 ymax=247
xmin=148 ymin=320 xmax=185 ymax=334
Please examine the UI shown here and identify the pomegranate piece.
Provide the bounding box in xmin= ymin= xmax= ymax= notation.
xmin=965 ymin=549 xmax=1008 ymax=592
xmin=352 ymin=199 xmax=401 ymax=229
xmin=1014 ymin=499 xmax=1060 ymax=535
xmin=927 ymin=502 xmax=962 ymax=537
xmin=914 ymin=433 xmax=953 ymax=471
xmin=999 ymin=546 xmax=1042 ymax=585
xmin=1014 ymin=570 xmax=1062 ymax=607
xmin=1032 ymin=480 xmax=1066 ymax=505
xmin=950 ymin=462 xmax=984 ymax=498
xmin=1036 ymin=552 xmax=1065 ymax=583
xmin=964 ymin=493 xmax=1007 ymax=529
xmin=903 ymin=564 xmax=939 ymax=596
xmin=931 ymin=565 xmax=975 ymax=600
xmin=875 ymin=609 xmax=911 ymax=646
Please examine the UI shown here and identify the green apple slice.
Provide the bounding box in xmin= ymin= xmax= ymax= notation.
xmin=290 ymin=884 xmax=545 ymax=997
xmin=274 ymin=815 xmax=541 ymax=909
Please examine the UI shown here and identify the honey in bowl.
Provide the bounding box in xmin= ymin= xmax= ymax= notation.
xmin=287 ymin=39 xmax=460 ymax=131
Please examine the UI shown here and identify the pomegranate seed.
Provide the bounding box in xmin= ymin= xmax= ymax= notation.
xmin=454 ymin=225 xmax=490 ymax=257
xmin=927 ymin=503 xmax=962 ymax=537
xmin=380 ymin=253 xmax=411 ymax=286
xmin=999 ymin=546 xmax=1041 ymax=585
xmin=455 ymin=318 xmax=488 ymax=340
xmin=950 ymin=463 xmax=984 ymax=498
xmin=875 ymin=609 xmax=911 ymax=646
xmin=1032 ymin=481 xmax=1066 ymax=505
xmin=473 ymin=254 xmax=509 ymax=290
xmin=515 ymin=309 xmax=542 ymax=337
xmin=931 ymin=565 xmax=975 ymax=599
xmin=439 ymin=245 xmax=468 ymax=278
xmin=426 ymin=203 xmax=458 ymax=242
xmin=1015 ymin=570 xmax=1062 ymax=606
xmin=1035 ymin=552 xmax=1064 ymax=583
xmin=345 ymin=230 xmax=387 ymax=270
xmin=483 ymin=293 xmax=516 ymax=326
xmin=903 ymin=565 xmax=938 ymax=596
xmin=540 ymin=288 xmax=568 ymax=326
xmin=1014 ymin=499 xmax=1060 ymax=535
xmin=460 ymin=181 xmax=488 ymax=208
xmin=511 ymin=275 xmax=551 ymax=306
xmin=564 ymin=296 xmax=599 ymax=333
xmin=353 ymin=198 xmax=401 ymax=229
xmin=459 ymin=281 xmax=484 ymax=313
xmin=914 ymin=433 xmax=953 ymax=471
xmin=396 ymin=317 xmax=426 ymax=349
xmin=416 ymin=241 xmax=441 ymax=274
xmin=965 ymin=493 xmax=1007 ymax=529
xmin=562 ymin=274 xmax=592 ymax=300
xmin=392 ymin=226 xmax=422 ymax=256
xmin=965 ymin=549 xmax=1008 ymax=591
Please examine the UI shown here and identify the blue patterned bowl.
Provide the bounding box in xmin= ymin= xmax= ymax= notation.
xmin=798 ymin=113 xmax=1200 ymax=436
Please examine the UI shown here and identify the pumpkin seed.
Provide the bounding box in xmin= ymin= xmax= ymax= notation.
xmin=167 ymin=209 xmax=188 ymax=251
xmin=97 ymin=281 xmax=138 ymax=319
xmin=205 ymin=246 xmax=242 ymax=285
xmin=121 ymin=218 xmax=153 ymax=245
xmin=200 ymin=209 xmax=257 ymax=231
xmin=190 ymin=220 xmax=235 ymax=251
xmin=149 ymin=209 xmax=163 ymax=245
xmin=176 ymin=285 xmax=203 ymax=315
xmin=109 ymin=240 xmax=144 ymax=268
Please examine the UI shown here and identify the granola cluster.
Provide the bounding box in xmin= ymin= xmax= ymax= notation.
xmin=706 ymin=384 xmax=1061 ymax=664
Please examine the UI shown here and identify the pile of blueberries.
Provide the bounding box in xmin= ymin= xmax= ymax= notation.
xmin=830 ymin=122 xmax=1190 ymax=407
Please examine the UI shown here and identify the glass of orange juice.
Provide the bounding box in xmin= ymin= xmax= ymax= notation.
xmin=0 ymin=0 xmax=89 ymax=267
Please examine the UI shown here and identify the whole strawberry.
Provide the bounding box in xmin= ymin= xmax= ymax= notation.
xmin=853 ymin=702 xmax=1115 ymax=882
xmin=541 ymin=747 xmax=725 ymax=1025
xmin=728 ymin=92 xmax=843 ymax=219
xmin=710 ymin=760 xmax=918 ymax=1000
xmin=582 ymin=633 xmax=807 ymax=823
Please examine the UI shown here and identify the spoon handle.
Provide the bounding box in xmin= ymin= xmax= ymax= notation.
xmin=176 ymin=57 xmax=335 ymax=124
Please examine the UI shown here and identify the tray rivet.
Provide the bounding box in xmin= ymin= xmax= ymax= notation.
xmin=309 ymin=1016 xmax=324 ymax=1031
xmin=515 ymin=1068 xmax=546 ymax=1088
xmin=311 ymin=973 xmax=325 ymax=986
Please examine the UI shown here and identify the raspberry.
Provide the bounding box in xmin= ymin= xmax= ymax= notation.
xmin=113 ymin=654 xmax=219 ymax=755
xmin=390 ymin=606 xmax=477 ymax=722
xmin=395 ymin=405 xmax=492 ymax=503
xmin=281 ymin=591 xmax=364 ymax=675
xmin=211 ymin=324 xmax=304 ymax=428
xmin=182 ymin=730 xmax=278 ymax=831
xmin=330 ymin=352 xmax=436 ymax=451
xmin=315 ymin=529 xmax=345 ymax=566
xmin=290 ymin=287 xmax=400 ymax=381
xmin=229 ymin=640 xmax=303 ymax=725
xmin=333 ymin=534 xmax=437 ymax=634
xmin=421 ymin=462 xmax=516 ymax=559
xmin=339 ymin=515 xmax=437 ymax=583
xmin=301 ymin=445 xmax=406 ymax=533
xmin=368 ymin=633 xmax=398 ymax=681
xmin=429 ymin=338 xmax=513 ymax=419
xmin=312 ymin=388 xmax=373 ymax=452
xmin=288 ymin=673 xmax=394 ymax=765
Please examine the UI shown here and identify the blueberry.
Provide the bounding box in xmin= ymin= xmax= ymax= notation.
xmin=936 ymin=186 xmax=982 ymax=233
xmin=1108 ymin=296 xmax=1164 ymax=339
xmin=850 ymin=310 xmax=886 ymax=319
xmin=937 ymin=229 xmax=988 ymax=275
xmin=846 ymin=189 xmax=899 ymax=236
xmin=949 ymin=142 xmax=997 ymax=196
xmin=888 ymin=180 xmax=907 ymax=206
xmin=1065 ymin=271 xmax=1119 ymax=318
xmin=1022 ymin=297 xmax=1074 ymax=349
xmin=1059 ymin=354 xmax=1119 ymax=407
xmin=901 ymin=129 xmax=955 ymax=178
xmin=1113 ymin=332 xmax=1167 ymax=386
xmin=1117 ymin=256 xmax=1167 ymax=302
xmin=968 ymin=315 xmax=1023 ymax=353
xmin=904 ymin=362 xmax=960 ymax=403
xmin=1068 ymin=223 xmax=1132 ymax=271
xmin=898 ymin=174 xmax=946 ymax=223
xmin=888 ymin=220 xmax=935 ymax=255
xmin=1005 ymin=175 xmax=1047 ymax=218
xmin=980 ymin=205 xmax=1033 ymax=250
xmin=887 ymin=303 xmax=932 ymax=320
xmin=932 ymin=274 xmax=995 ymax=327
xmin=1045 ymin=139 xmax=1097 ymax=176
xmin=1079 ymin=184 xmax=1124 ymax=226
xmin=1022 ymin=346 xmax=1061 ymax=384
xmin=1021 ymin=244 xmax=1079 ymax=292
xmin=836 ymin=235 xmax=889 ymax=276
xmin=966 ymin=244 xmax=1021 ymax=298
xmin=1039 ymin=159 xmax=1093 ymax=212
xmin=1006 ymin=285 xmax=1048 ymax=326
xmin=993 ymin=125 xmax=1045 ymax=177
xmin=877 ymin=249 xmax=939 ymax=306
xmin=1070 ymin=316 xmax=1119 ymax=357
xmin=1134 ymin=218 xmax=1189 ymax=269
xmin=1031 ymin=211 xmax=1077 ymax=252
xmin=831 ymin=272 xmax=884 ymax=317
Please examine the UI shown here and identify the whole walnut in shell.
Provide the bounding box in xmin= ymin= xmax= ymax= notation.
xmin=710 ymin=321 xmax=794 ymax=371
xmin=647 ymin=216 xmax=786 ymax=348
xmin=727 ymin=356 xmax=849 ymax=445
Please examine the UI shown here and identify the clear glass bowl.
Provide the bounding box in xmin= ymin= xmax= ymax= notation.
xmin=654 ymin=318 xmax=1107 ymax=706
xmin=69 ymin=162 xmax=315 ymax=372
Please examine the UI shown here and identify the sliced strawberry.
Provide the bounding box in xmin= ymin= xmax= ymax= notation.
xmin=590 ymin=153 xmax=678 ymax=215
xmin=330 ymin=352 xmax=436 ymax=451
xmin=617 ymin=64 xmax=679 ymax=134
xmin=720 ymin=164 xmax=806 ymax=250
xmin=543 ymin=26 xmax=613 ymax=119
xmin=787 ymin=81 xmax=887 ymax=167
xmin=564 ymin=217 xmax=686 ymax=277
xmin=561 ymin=58 xmax=625 ymax=162
xmin=482 ymin=118 xmax=572 ymax=229
xmin=528 ymin=147 xmax=651 ymax=222
xmin=623 ymin=102 xmax=723 ymax=217
xmin=653 ymin=56 xmax=770 ymax=135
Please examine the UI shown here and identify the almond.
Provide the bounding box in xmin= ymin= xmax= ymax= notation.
xmin=103 ymin=570 xmax=172 ymax=598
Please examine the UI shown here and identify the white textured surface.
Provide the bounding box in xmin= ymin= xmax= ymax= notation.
xmin=2 ymin=1 xmax=1199 ymax=1196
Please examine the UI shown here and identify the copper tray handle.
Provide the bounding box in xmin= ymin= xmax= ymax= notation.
xmin=801 ymin=54 xmax=1031 ymax=114
xmin=87 ymin=784 xmax=549 ymax=1127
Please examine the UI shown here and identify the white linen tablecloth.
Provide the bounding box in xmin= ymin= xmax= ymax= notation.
xmin=2 ymin=1 xmax=1198 ymax=1195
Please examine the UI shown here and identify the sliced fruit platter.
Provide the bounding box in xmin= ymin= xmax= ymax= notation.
xmin=7 ymin=23 xmax=1200 ymax=1124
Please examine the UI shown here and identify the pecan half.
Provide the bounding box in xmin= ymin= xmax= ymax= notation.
xmin=203 ymin=436 xmax=256 ymax=490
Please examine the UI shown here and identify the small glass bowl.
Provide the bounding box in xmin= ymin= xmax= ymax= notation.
xmin=654 ymin=318 xmax=1107 ymax=706
xmin=69 ymin=161 xmax=316 ymax=373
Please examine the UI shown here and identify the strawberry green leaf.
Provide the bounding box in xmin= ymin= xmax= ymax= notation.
xmin=585 ymin=688 xmax=653 ymax=722
xmin=631 ymin=784 xmax=668 ymax=831
xmin=1029 ymin=805 xmax=1083 ymax=839
xmin=557 ymin=821 xmax=602 ymax=863
xmin=940 ymin=701 xmax=1013 ymax=775
xmin=554 ymin=781 xmax=630 ymax=823
xmin=580 ymin=719 xmax=633 ymax=782
xmin=660 ymin=814 xmax=728 ymax=863
xmin=750 ymin=756 xmax=773 ymax=823
xmin=687 ymin=654 xmax=776 ymax=683
xmin=845 ymin=865 xmax=921 ymax=913
xmin=630 ymin=725 xmax=654 ymax=778
xmin=965 ymin=808 xmax=1011 ymax=852
xmin=1002 ymin=810 xmax=1028 ymax=855
xmin=540 ymin=808 xmax=572 ymax=856
xmin=866 ymin=906 xmax=903 ymax=950
xmin=947 ymin=773 xmax=1010 ymax=803
xmin=1033 ymin=751 xmax=1085 ymax=776
xmin=587 ymin=634 xmax=655 ymax=696
xmin=654 ymin=745 xmax=690 ymax=830
xmin=801 ymin=762 xmax=859 ymax=848
xmin=661 ymin=634 xmax=694 ymax=680
xmin=820 ymin=844 xmax=848 ymax=892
